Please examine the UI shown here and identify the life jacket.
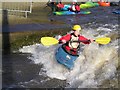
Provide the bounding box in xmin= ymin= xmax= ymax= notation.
xmin=62 ymin=33 xmax=80 ymax=55
xmin=75 ymin=5 xmax=80 ymax=12
xmin=57 ymin=3 xmax=64 ymax=8
xmin=68 ymin=33 xmax=80 ymax=49
xmin=71 ymin=4 xmax=76 ymax=11
xmin=65 ymin=33 xmax=80 ymax=49
xmin=70 ymin=4 xmax=80 ymax=12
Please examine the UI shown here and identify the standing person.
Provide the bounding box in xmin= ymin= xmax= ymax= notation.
xmin=47 ymin=0 xmax=57 ymax=12
xmin=59 ymin=25 xmax=93 ymax=56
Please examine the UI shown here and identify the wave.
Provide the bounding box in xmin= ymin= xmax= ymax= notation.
xmin=19 ymin=25 xmax=118 ymax=88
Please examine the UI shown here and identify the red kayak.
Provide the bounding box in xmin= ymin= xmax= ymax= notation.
xmin=98 ymin=1 xmax=110 ymax=6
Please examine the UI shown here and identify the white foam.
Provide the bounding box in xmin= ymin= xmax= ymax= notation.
xmin=19 ymin=26 xmax=118 ymax=88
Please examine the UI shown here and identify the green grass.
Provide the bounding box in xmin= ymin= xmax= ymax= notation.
xmin=10 ymin=28 xmax=70 ymax=51
xmin=1 ymin=2 xmax=69 ymax=51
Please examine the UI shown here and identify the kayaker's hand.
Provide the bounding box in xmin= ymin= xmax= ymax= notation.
xmin=59 ymin=40 xmax=66 ymax=44
xmin=62 ymin=40 xmax=66 ymax=43
xmin=89 ymin=39 xmax=94 ymax=43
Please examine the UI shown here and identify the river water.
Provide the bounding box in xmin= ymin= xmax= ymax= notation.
xmin=2 ymin=6 xmax=119 ymax=88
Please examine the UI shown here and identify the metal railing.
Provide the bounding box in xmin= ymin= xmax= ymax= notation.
xmin=0 ymin=1 xmax=33 ymax=18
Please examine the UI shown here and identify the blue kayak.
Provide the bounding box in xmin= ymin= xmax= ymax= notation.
xmin=113 ymin=10 xmax=120 ymax=14
xmin=53 ymin=11 xmax=91 ymax=15
xmin=55 ymin=45 xmax=78 ymax=69
xmin=61 ymin=4 xmax=71 ymax=11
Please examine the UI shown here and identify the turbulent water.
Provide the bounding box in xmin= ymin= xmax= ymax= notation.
xmin=19 ymin=26 xmax=118 ymax=88
xmin=3 ymin=6 xmax=119 ymax=88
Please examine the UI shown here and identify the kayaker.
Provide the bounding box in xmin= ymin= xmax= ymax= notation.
xmin=59 ymin=25 xmax=93 ymax=56
xmin=56 ymin=2 xmax=64 ymax=11
xmin=69 ymin=2 xmax=80 ymax=13
xmin=74 ymin=3 xmax=80 ymax=13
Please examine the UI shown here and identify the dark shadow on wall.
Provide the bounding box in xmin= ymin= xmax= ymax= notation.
xmin=2 ymin=10 xmax=10 ymax=54
xmin=2 ymin=10 xmax=14 ymax=88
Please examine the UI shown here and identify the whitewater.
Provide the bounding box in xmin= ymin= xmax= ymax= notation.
xmin=19 ymin=24 xmax=119 ymax=88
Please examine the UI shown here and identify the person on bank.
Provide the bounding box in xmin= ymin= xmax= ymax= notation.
xmin=59 ymin=25 xmax=93 ymax=56
xmin=47 ymin=0 xmax=57 ymax=12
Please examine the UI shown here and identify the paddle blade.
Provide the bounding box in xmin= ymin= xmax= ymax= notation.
xmin=95 ymin=37 xmax=111 ymax=44
xmin=41 ymin=37 xmax=59 ymax=46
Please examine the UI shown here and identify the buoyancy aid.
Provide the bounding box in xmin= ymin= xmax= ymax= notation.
xmin=57 ymin=3 xmax=64 ymax=8
xmin=68 ymin=33 xmax=80 ymax=49
xmin=62 ymin=33 xmax=80 ymax=55
xmin=71 ymin=4 xmax=76 ymax=11
xmin=59 ymin=33 xmax=90 ymax=55
xmin=75 ymin=5 xmax=80 ymax=12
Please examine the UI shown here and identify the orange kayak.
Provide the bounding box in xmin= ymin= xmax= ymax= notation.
xmin=98 ymin=1 xmax=110 ymax=6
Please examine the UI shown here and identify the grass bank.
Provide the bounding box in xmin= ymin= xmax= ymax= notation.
xmin=1 ymin=2 xmax=69 ymax=51
xmin=9 ymin=28 xmax=70 ymax=51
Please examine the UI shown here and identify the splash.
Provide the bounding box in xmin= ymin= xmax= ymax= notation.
xmin=19 ymin=26 xmax=118 ymax=88
xmin=66 ymin=43 xmax=118 ymax=88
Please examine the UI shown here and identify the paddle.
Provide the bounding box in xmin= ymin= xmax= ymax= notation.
xmin=41 ymin=37 xmax=111 ymax=46
xmin=41 ymin=37 xmax=59 ymax=46
xmin=95 ymin=37 xmax=111 ymax=45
